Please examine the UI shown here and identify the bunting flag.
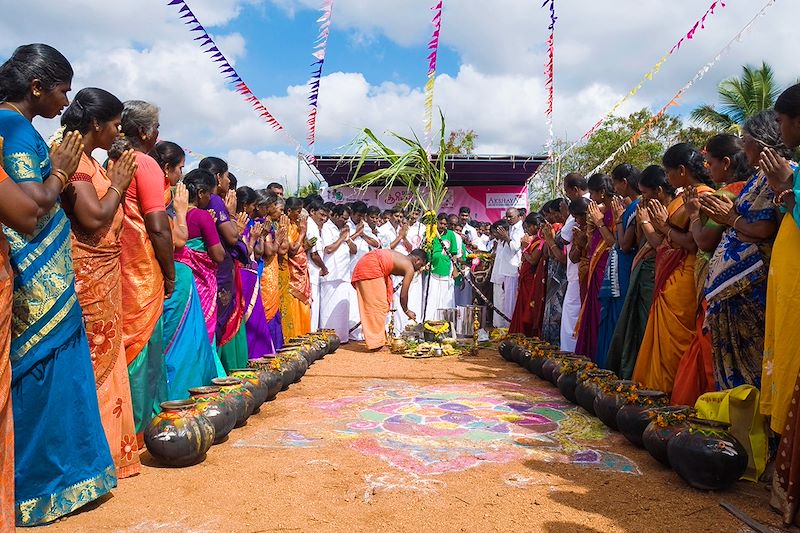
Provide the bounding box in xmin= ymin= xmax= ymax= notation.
xmin=306 ymin=0 xmax=334 ymax=155
xmin=529 ymin=0 xmax=726 ymax=184
xmin=423 ymin=0 xmax=443 ymax=152
xmin=167 ymin=0 xmax=288 ymax=133
xmin=542 ymin=0 xmax=557 ymax=160
xmin=587 ymin=0 xmax=777 ymax=175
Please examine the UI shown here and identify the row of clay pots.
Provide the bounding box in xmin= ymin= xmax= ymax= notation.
xmin=498 ymin=338 xmax=749 ymax=491
xmin=143 ymin=331 xmax=340 ymax=467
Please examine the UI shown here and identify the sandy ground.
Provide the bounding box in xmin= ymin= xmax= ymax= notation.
xmin=38 ymin=345 xmax=790 ymax=533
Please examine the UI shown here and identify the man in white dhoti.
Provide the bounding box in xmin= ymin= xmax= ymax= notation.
xmin=378 ymin=206 xmax=414 ymax=334
xmin=320 ymin=204 xmax=356 ymax=343
xmin=405 ymin=207 xmax=426 ymax=324
xmin=489 ymin=220 xmax=508 ymax=327
xmin=494 ymin=208 xmax=523 ymax=324
xmin=306 ymin=201 xmax=329 ymax=332
xmin=560 ymin=173 xmax=590 ymax=350
xmin=425 ymin=214 xmax=458 ymax=320
xmin=347 ymin=201 xmax=381 ymax=341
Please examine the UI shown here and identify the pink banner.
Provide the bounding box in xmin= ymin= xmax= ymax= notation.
xmin=324 ymin=185 xmax=528 ymax=223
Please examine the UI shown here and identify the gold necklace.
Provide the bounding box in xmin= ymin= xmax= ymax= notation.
xmin=2 ymin=102 xmax=24 ymax=116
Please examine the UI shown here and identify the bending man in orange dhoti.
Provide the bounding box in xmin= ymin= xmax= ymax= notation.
xmin=351 ymin=248 xmax=428 ymax=350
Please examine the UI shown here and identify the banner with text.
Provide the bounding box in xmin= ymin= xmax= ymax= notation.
xmin=324 ymin=185 xmax=528 ymax=222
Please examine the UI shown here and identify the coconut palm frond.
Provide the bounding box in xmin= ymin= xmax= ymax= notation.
xmin=689 ymin=105 xmax=738 ymax=133
xmin=692 ymin=62 xmax=780 ymax=132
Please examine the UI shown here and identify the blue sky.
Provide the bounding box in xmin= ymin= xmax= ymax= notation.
xmin=0 ymin=0 xmax=797 ymax=189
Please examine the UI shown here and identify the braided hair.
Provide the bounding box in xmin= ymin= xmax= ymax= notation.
xmin=662 ymin=143 xmax=714 ymax=188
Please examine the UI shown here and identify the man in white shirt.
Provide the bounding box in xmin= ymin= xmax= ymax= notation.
xmin=347 ymin=201 xmax=381 ymax=340
xmin=559 ymin=172 xmax=590 ymax=350
xmin=306 ymin=201 xmax=329 ymax=332
xmin=495 ymin=208 xmax=524 ymax=325
xmin=320 ymin=204 xmax=357 ymax=343
xmin=489 ymin=219 xmax=509 ymax=327
xmin=475 ymin=222 xmax=491 ymax=252
xmin=405 ymin=206 xmax=426 ymax=325
xmin=459 ymin=207 xmax=479 ymax=248
xmin=378 ymin=206 xmax=415 ymax=335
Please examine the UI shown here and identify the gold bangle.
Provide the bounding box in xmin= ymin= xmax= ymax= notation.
xmin=53 ymin=169 xmax=68 ymax=186
xmin=733 ymin=215 xmax=743 ymax=229
xmin=108 ymin=185 xmax=123 ymax=199
xmin=667 ymin=228 xmax=673 ymax=242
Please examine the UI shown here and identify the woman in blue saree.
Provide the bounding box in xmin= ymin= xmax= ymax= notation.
xmin=595 ymin=163 xmax=640 ymax=367
xmin=150 ymin=142 xmax=222 ymax=400
xmin=0 ymin=44 xmax=115 ymax=526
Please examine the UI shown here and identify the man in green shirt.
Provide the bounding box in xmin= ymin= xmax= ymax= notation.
xmin=425 ymin=213 xmax=459 ymax=320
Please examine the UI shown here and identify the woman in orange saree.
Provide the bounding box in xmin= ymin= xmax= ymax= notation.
xmin=280 ymin=197 xmax=311 ymax=339
xmin=119 ymin=101 xmax=173 ymax=441
xmin=633 ymin=144 xmax=715 ymax=395
xmin=671 ymin=135 xmax=753 ymax=405
xmin=258 ymin=192 xmax=288 ymax=350
xmin=60 ymin=89 xmax=141 ymax=478
xmin=0 ymin=144 xmax=40 ymax=531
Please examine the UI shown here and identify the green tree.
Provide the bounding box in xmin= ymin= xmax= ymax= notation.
xmin=444 ymin=129 xmax=478 ymax=154
xmin=529 ymin=108 xmax=716 ymax=207
xmin=690 ymin=62 xmax=780 ymax=134
xmin=574 ymin=108 xmax=715 ymax=173
xmin=296 ymin=180 xmax=321 ymax=197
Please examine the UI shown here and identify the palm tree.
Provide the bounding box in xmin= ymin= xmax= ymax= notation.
xmin=690 ymin=62 xmax=780 ymax=134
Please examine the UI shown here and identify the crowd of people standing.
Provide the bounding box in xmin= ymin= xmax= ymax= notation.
xmin=3 ymin=40 xmax=800 ymax=527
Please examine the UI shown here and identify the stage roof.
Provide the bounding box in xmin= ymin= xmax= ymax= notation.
xmin=314 ymin=154 xmax=547 ymax=187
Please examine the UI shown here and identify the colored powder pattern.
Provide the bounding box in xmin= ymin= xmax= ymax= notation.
xmin=315 ymin=379 xmax=640 ymax=476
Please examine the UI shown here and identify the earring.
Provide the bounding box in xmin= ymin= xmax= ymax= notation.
xmin=32 ymin=90 xmax=41 ymax=97
xmin=140 ymin=134 xmax=147 ymax=142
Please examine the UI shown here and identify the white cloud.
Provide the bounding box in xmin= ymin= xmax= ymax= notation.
xmin=3 ymin=0 xmax=798 ymax=191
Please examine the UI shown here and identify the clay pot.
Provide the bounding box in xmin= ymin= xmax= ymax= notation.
xmin=499 ymin=340 xmax=514 ymax=361
xmin=282 ymin=342 xmax=312 ymax=365
xmin=247 ymin=358 xmax=287 ymax=395
xmin=615 ymin=390 xmax=669 ymax=447
xmin=668 ymin=418 xmax=749 ymax=491
xmin=557 ymin=367 xmax=589 ymax=404
xmin=642 ymin=406 xmax=694 ymax=466
xmin=574 ymin=370 xmax=618 ymax=415
xmin=229 ymin=369 xmax=269 ymax=410
xmin=319 ymin=329 xmax=340 ymax=352
xmin=212 ymin=377 xmax=255 ymax=427
xmin=144 ymin=399 xmax=215 ymax=466
xmin=549 ymin=355 xmax=587 ymax=386
xmin=593 ymin=380 xmax=636 ymax=430
xmin=528 ymin=353 xmax=551 ymax=379
xmin=509 ymin=344 xmax=527 ymax=365
xmin=189 ymin=386 xmax=237 ymax=445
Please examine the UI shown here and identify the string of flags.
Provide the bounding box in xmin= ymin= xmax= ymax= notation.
xmin=587 ymin=0 xmax=777 ymax=175
xmin=530 ymin=0 xmax=727 ymax=184
xmin=542 ymin=0 xmax=557 ymax=160
xmin=423 ymin=0 xmax=443 ymax=152
xmin=306 ymin=0 xmax=334 ymax=157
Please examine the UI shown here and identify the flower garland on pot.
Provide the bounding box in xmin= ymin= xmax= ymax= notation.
xmin=648 ymin=407 xmax=696 ymax=428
